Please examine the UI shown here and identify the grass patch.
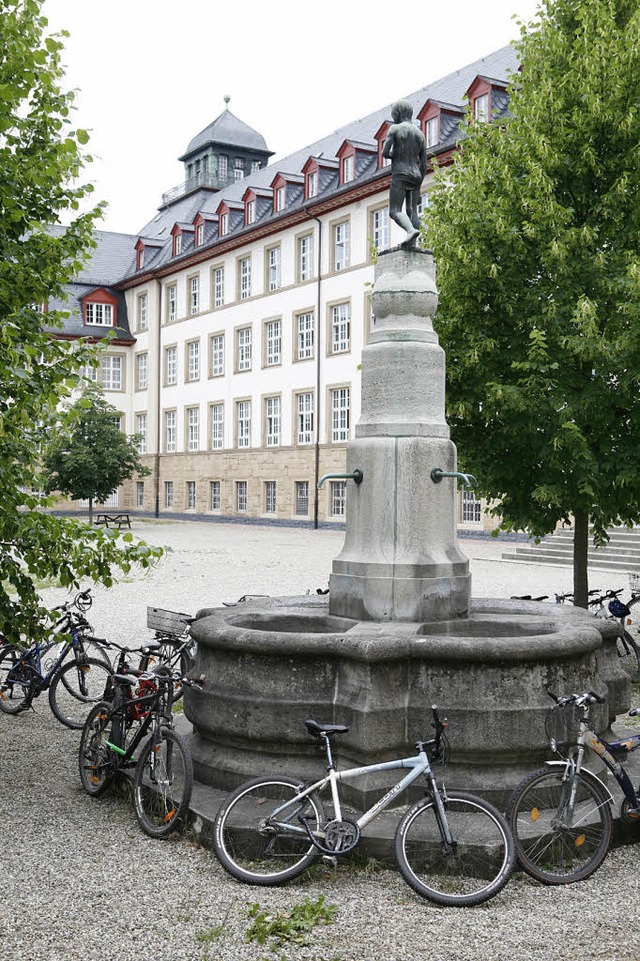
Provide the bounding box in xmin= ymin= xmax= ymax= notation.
xmin=245 ymin=895 xmax=337 ymax=949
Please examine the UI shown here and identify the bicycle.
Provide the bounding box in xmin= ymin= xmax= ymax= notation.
xmin=138 ymin=606 xmax=195 ymax=703
xmin=506 ymin=690 xmax=640 ymax=885
xmin=213 ymin=708 xmax=515 ymax=908
xmin=79 ymin=665 xmax=202 ymax=838
xmin=0 ymin=589 xmax=113 ymax=728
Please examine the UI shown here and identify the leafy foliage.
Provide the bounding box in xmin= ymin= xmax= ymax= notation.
xmin=43 ymin=385 xmax=151 ymax=519
xmin=0 ymin=0 xmax=162 ymax=647
xmin=245 ymin=896 xmax=337 ymax=949
xmin=425 ymin=0 xmax=640 ymax=602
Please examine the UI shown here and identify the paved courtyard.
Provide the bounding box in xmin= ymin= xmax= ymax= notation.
xmin=2 ymin=520 xmax=639 ymax=961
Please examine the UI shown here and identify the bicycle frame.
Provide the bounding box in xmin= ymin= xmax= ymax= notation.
xmin=268 ymin=749 xmax=454 ymax=847
xmin=99 ymin=680 xmax=173 ymax=770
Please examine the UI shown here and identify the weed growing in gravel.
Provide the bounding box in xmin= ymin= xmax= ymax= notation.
xmin=195 ymin=900 xmax=236 ymax=955
xmin=245 ymin=895 xmax=337 ymax=949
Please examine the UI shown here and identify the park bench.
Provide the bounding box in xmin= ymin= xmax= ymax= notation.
xmin=94 ymin=512 xmax=132 ymax=530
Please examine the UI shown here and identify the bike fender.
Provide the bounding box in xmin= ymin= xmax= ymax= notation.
xmin=543 ymin=760 xmax=615 ymax=804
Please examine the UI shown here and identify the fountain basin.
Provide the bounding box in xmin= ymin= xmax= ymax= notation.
xmin=185 ymin=595 xmax=629 ymax=808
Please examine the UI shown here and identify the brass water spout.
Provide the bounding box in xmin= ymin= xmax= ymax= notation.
xmin=430 ymin=468 xmax=478 ymax=489
xmin=317 ymin=469 xmax=364 ymax=489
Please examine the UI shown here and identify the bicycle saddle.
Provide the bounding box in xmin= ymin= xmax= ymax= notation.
xmin=305 ymin=719 xmax=349 ymax=738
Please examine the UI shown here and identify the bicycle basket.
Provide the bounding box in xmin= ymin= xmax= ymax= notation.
xmin=146 ymin=607 xmax=191 ymax=636
xmin=629 ymin=571 xmax=640 ymax=594
xmin=544 ymin=703 xmax=582 ymax=749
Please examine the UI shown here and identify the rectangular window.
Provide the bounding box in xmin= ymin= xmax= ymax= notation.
xmin=220 ymin=212 xmax=228 ymax=236
xmin=297 ymin=392 xmax=314 ymax=445
xmin=371 ymin=208 xmax=389 ymax=251
xmin=331 ymin=303 xmax=351 ymax=353
xmin=334 ymin=221 xmax=349 ymax=271
xmin=265 ymin=481 xmax=277 ymax=514
xmin=187 ymin=407 xmax=199 ymax=451
xmin=164 ymin=481 xmax=174 ymax=508
xmin=167 ymin=284 xmax=176 ymax=323
xmin=240 ymin=257 xmax=251 ymax=299
xmin=236 ymin=327 xmax=252 ymax=371
xmin=298 ymin=234 xmax=313 ymax=282
xmin=136 ymin=481 xmax=144 ymax=508
xmin=331 ymin=387 xmax=350 ymax=442
xmin=210 ymin=403 xmax=224 ymax=449
xmin=295 ymin=481 xmax=309 ymax=516
xmin=331 ymin=480 xmax=347 ymax=517
xmin=138 ymin=293 xmax=148 ymax=331
xmin=417 ymin=192 xmax=431 ymax=218
xmin=475 ymin=93 xmax=489 ymax=122
xmin=173 ymin=234 xmax=182 ymax=256
xmin=462 ymin=490 xmax=483 ymax=525
xmin=342 ymin=155 xmax=354 ymax=183
xmin=86 ymin=302 xmax=113 ymax=326
xmin=136 ymin=352 xmax=148 ymax=390
xmin=296 ymin=312 xmax=314 ymax=360
xmin=425 ymin=117 xmax=438 ymax=147
xmin=213 ymin=266 xmax=224 ymax=307
xmin=307 ymin=170 xmax=318 ymax=198
xmin=265 ymin=396 xmax=281 ymax=447
xmin=210 ymin=480 xmax=221 ymax=511
xmin=196 ymin=223 xmax=204 ymax=246
xmin=234 ymin=158 xmax=244 ymax=181
xmin=218 ymin=155 xmax=228 ymax=181
xmin=236 ymin=480 xmax=247 ymax=512
xmin=190 ymin=275 xmax=199 ymax=315
xmin=165 ymin=410 xmax=176 ymax=453
xmin=275 ymin=186 xmax=285 ymax=211
xmin=246 ymin=200 xmax=256 ymax=224
xmin=165 ymin=345 xmax=177 ymax=385
xmin=136 ymin=413 xmax=147 ymax=454
xmin=102 ymin=355 xmax=122 ymax=390
xmin=237 ymin=400 xmax=251 ymax=448
xmin=265 ymin=319 xmax=281 ymax=366
xmin=268 ymin=247 xmax=281 ymax=291
xmin=186 ymin=480 xmax=196 ymax=510
xmin=210 ymin=333 xmax=224 ymax=376
xmin=187 ymin=340 xmax=200 ymax=381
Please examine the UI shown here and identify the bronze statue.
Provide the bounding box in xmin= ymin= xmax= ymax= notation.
xmin=382 ymin=100 xmax=427 ymax=248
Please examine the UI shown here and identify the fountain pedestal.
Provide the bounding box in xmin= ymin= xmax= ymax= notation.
xmin=186 ymin=248 xmax=630 ymax=810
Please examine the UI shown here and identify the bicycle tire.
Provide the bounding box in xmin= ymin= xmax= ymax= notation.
xmin=48 ymin=656 xmax=113 ymax=729
xmin=616 ymin=630 xmax=640 ymax=682
xmin=133 ymin=727 xmax=193 ymax=838
xmin=506 ymin=767 xmax=613 ymax=884
xmin=214 ymin=775 xmax=326 ymax=886
xmin=395 ymin=791 xmax=515 ymax=907
xmin=79 ymin=701 xmax=117 ymax=797
xmin=0 ymin=645 xmax=37 ymax=715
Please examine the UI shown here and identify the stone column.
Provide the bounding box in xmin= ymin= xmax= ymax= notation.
xmin=329 ymin=248 xmax=471 ymax=622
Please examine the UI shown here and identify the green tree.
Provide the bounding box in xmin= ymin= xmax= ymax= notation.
xmin=44 ymin=386 xmax=151 ymax=524
xmin=0 ymin=0 xmax=162 ymax=647
xmin=425 ymin=0 xmax=640 ymax=607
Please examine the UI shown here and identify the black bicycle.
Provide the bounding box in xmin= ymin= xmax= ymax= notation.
xmin=0 ymin=589 xmax=112 ymax=728
xmin=79 ymin=665 xmax=202 ymax=838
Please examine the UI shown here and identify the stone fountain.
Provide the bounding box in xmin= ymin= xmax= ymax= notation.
xmin=185 ymin=245 xmax=629 ymax=810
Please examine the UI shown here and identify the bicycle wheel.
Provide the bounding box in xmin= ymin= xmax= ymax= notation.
xmin=395 ymin=791 xmax=515 ymax=907
xmin=616 ymin=631 xmax=640 ymax=682
xmin=0 ymin=645 xmax=36 ymax=715
xmin=48 ymin=656 xmax=113 ymax=729
xmin=133 ymin=727 xmax=193 ymax=838
xmin=506 ymin=767 xmax=613 ymax=884
xmin=214 ymin=775 xmax=326 ymax=886
xmin=138 ymin=641 xmax=192 ymax=703
xmin=79 ymin=701 xmax=117 ymax=797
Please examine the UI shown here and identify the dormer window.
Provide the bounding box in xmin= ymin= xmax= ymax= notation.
xmin=195 ymin=223 xmax=204 ymax=246
xmin=86 ymin=303 xmax=113 ymax=326
xmin=137 ymin=247 xmax=145 ymax=270
xmin=474 ymin=93 xmax=489 ymax=122
xmin=342 ymin=154 xmax=354 ymax=184
xmin=173 ymin=232 xmax=182 ymax=256
xmin=307 ymin=171 xmax=318 ymax=198
xmin=220 ymin=212 xmax=228 ymax=236
xmin=246 ymin=200 xmax=256 ymax=225
xmin=425 ymin=117 xmax=439 ymax=148
xmin=275 ymin=186 xmax=286 ymax=212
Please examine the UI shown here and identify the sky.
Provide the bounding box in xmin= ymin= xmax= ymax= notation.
xmin=42 ymin=0 xmax=543 ymax=236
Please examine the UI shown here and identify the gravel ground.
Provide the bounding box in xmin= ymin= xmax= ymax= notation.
xmin=1 ymin=520 xmax=639 ymax=961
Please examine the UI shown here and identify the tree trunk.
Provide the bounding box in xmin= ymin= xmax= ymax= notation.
xmin=88 ymin=496 xmax=93 ymax=526
xmin=573 ymin=510 xmax=589 ymax=608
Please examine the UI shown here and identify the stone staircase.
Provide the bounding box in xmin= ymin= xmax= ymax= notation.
xmin=501 ymin=526 xmax=640 ymax=574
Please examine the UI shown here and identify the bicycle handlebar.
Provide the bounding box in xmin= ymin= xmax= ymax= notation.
xmin=547 ymin=690 xmax=606 ymax=707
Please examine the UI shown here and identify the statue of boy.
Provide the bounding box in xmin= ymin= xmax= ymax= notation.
xmin=382 ymin=100 xmax=427 ymax=248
